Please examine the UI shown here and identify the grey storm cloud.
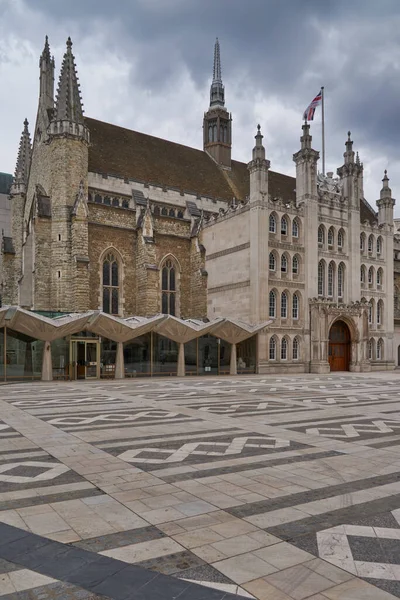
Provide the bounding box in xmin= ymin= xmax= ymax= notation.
xmin=1 ymin=0 xmax=400 ymax=208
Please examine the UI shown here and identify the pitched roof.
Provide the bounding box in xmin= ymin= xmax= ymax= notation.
xmin=85 ymin=117 xmax=296 ymax=203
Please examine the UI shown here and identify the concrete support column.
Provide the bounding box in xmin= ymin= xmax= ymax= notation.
xmin=177 ymin=342 xmax=185 ymax=377
xmin=230 ymin=343 xmax=237 ymax=375
xmin=115 ymin=342 xmax=125 ymax=379
xmin=41 ymin=341 xmax=53 ymax=381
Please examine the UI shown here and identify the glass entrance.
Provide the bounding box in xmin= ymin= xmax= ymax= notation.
xmin=70 ymin=340 xmax=100 ymax=379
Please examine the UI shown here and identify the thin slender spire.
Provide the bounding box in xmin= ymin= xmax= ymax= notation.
xmin=381 ymin=169 xmax=392 ymax=198
xmin=54 ymin=37 xmax=84 ymax=123
xmin=210 ymin=38 xmax=225 ymax=107
xmin=252 ymin=124 xmax=266 ymax=161
xmin=344 ymin=130 xmax=355 ymax=164
xmin=13 ymin=118 xmax=32 ymax=190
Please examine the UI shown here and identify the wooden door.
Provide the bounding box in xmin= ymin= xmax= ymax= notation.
xmin=328 ymin=321 xmax=350 ymax=372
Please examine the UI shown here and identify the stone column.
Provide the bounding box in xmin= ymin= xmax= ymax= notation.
xmin=114 ymin=342 xmax=125 ymax=379
xmin=230 ymin=343 xmax=237 ymax=375
xmin=177 ymin=342 xmax=185 ymax=377
xmin=41 ymin=341 xmax=53 ymax=381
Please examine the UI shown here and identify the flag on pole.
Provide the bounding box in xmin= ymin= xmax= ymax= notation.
xmin=303 ymin=89 xmax=322 ymax=121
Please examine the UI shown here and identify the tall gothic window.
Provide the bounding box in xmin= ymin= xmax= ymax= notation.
xmin=377 ymin=236 xmax=383 ymax=255
xmin=368 ymin=266 xmax=374 ymax=286
xmin=368 ymin=234 xmax=374 ymax=254
xmin=293 ymin=337 xmax=299 ymax=360
xmin=338 ymin=229 xmax=344 ymax=249
xmin=269 ymin=337 xmax=276 ymax=360
xmin=292 ymin=255 xmax=299 ymax=275
xmin=103 ymin=253 xmax=119 ymax=315
xmin=318 ymin=225 xmax=324 ymax=246
xmin=292 ymin=219 xmax=299 ymax=238
xmin=281 ymin=254 xmax=288 ymax=273
xmin=269 ymin=290 xmax=276 ymax=318
xmin=269 ymin=214 xmax=276 ymax=233
xmin=318 ymin=261 xmax=325 ymax=296
xmin=281 ymin=216 xmax=288 ymax=235
xmin=368 ymin=338 xmax=373 ymax=360
xmin=292 ymin=293 xmax=299 ymax=319
xmin=328 ymin=227 xmax=334 ymax=247
xmin=360 ymin=233 xmax=365 ymax=252
xmin=281 ymin=338 xmax=288 ymax=360
xmin=360 ymin=265 xmax=366 ymax=284
xmin=328 ymin=262 xmax=334 ymax=297
xmin=281 ymin=292 xmax=288 ymax=318
xmin=377 ymin=268 xmax=383 ymax=287
xmin=368 ymin=301 xmax=373 ymax=324
xmin=269 ymin=252 xmax=276 ymax=271
xmin=377 ymin=300 xmax=383 ymax=325
xmin=377 ymin=338 xmax=383 ymax=360
xmin=338 ymin=263 xmax=344 ymax=299
xmin=161 ymin=260 xmax=177 ymax=316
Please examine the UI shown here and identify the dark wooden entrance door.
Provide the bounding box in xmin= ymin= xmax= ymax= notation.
xmin=328 ymin=320 xmax=350 ymax=371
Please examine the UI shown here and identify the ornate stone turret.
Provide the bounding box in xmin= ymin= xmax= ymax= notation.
xmin=293 ymin=121 xmax=319 ymax=204
xmin=39 ymin=35 xmax=55 ymax=113
xmin=337 ymin=131 xmax=363 ymax=208
xmin=248 ymin=125 xmax=270 ymax=202
xmin=377 ymin=170 xmax=395 ymax=226
xmin=11 ymin=119 xmax=31 ymax=196
xmin=203 ymin=38 xmax=232 ymax=168
xmin=49 ymin=38 xmax=89 ymax=141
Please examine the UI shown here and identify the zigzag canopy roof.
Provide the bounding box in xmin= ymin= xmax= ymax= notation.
xmin=1 ymin=308 xmax=270 ymax=344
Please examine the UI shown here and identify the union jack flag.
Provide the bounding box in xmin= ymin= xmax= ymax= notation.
xmin=303 ymin=89 xmax=322 ymax=121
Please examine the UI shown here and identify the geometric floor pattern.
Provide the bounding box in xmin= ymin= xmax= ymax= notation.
xmin=1 ymin=372 xmax=400 ymax=599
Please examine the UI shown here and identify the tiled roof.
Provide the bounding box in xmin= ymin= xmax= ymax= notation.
xmin=85 ymin=117 xmax=296 ymax=203
xmin=360 ymin=197 xmax=378 ymax=225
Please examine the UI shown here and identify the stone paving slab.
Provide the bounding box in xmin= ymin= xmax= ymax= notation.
xmin=1 ymin=372 xmax=400 ymax=598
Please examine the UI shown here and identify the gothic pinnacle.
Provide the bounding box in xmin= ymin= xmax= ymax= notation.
xmin=209 ymin=37 xmax=225 ymax=107
xmin=54 ymin=37 xmax=84 ymax=124
xmin=213 ymin=38 xmax=222 ymax=83
xmin=13 ymin=118 xmax=32 ymax=187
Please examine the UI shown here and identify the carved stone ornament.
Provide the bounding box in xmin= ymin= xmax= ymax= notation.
xmin=317 ymin=172 xmax=343 ymax=196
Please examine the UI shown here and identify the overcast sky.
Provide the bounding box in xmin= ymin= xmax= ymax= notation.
xmin=1 ymin=0 xmax=399 ymax=213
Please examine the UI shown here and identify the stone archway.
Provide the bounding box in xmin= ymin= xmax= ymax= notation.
xmin=328 ymin=320 xmax=351 ymax=371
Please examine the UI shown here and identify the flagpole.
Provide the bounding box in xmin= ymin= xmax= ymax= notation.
xmin=321 ymin=86 xmax=325 ymax=175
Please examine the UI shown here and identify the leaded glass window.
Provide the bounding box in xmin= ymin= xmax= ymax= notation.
xmin=103 ymin=253 xmax=119 ymax=315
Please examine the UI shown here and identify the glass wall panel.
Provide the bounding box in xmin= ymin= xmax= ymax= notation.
xmin=101 ymin=338 xmax=117 ymax=378
xmin=0 ymin=329 xmax=4 ymax=381
xmin=124 ymin=334 xmax=151 ymax=376
xmin=153 ymin=333 xmax=178 ymax=376
xmin=198 ymin=334 xmax=218 ymax=375
xmin=218 ymin=339 xmax=231 ymax=375
xmin=184 ymin=339 xmax=198 ymax=375
xmin=52 ymin=337 xmax=70 ymax=380
xmin=6 ymin=329 xmax=43 ymax=381
xmin=237 ymin=335 xmax=257 ymax=373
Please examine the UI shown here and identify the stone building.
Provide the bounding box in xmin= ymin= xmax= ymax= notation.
xmin=0 ymin=36 xmax=395 ymax=380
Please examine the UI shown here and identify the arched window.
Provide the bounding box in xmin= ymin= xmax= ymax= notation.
xmin=377 ymin=268 xmax=383 ymax=288
xmin=281 ymin=216 xmax=288 ymax=236
xmin=269 ymin=252 xmax=276 ymax=271
xmin=338 ymin=229 xmax=344 ymax=249
xmin=368 ymin=338 xmax=374 ymax=360
xmin=292 ymin=293 xmax=299 ymax=319
xmin=269 ymin=290 xmax=276 ymax=318
xmin=281 ymin=254 xmax=288 ymax=273
xmin=95 ymin=193 xmax=102 ymax=204
xmin=377 ymin=338 xmax=383 ymax=360
xmin=169 ymin=208 xmax=175 ymax=218
xmin=377 ymin=236 xmax=383 ymax=256
xmin=154 ymin=206 xmax=160 ymax=216
xmin=292 ymin=255 xmax=299 ymax=275
xmin=338 ymin=263 xmax=344 ymax=299
xmin=112 ymin=197 xmax=120 ymax=207
xmin=177 ymin=210 xmax=184 ymax=219
xmin=328 ymin=227 xmax=334 ymax=247
xmin=161 ymin=207 xmax=168 ymax=216
xmin=328 ymin=262 xmax=334 ymax=297
xmin=269 ymin=214 xmax=276 ymax=233
xmin=360 ymin=233 xmax=365 ymax=252
xmin=161 ymin=259 xmax=177 ymax=316
xmin=281 ymin=291 xmax=288 ymax=318
xmin=368 ymin=266 xmax=374 ymax=286
xmin=269 ymin=337 xmax=276 ymax=360
xmin=318 ymin=260 xmax=325 ymax=296
xmin=368 ymin=300 xmax=374 ymax=324
xmin=368 ymin=234 xmax=374 ymax=254
xmin=122 ymin=199 xmax=129 ymax=209
xmin=102 ymin=253 xmax=119 ymax=315
xmin=360 ymin=265 xmax=366 ymax=284
xmin=292 ymin=219 xmax=299 ymax=238
xmin=377 ymin=300 xmax=383 ymax=325
xmin=281 ymin=338 xmax=288 ymax=360
xmin=103 ymin=195 xmax=111 ymax=206
xmin=318 ymin=225 xmax=325 ymax=246
xmin=293 ymin=337 xmax=299 ymax=360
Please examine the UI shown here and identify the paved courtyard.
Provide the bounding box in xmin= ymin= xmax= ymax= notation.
xmin=1 ymin=373 xmax=400 ymax=599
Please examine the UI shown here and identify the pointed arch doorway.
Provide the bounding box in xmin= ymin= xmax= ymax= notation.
xmin=328 ymin=320 xmax=351 ymax=371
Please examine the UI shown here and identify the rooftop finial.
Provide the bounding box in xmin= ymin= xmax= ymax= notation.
xmin=67 ymin=36 xmax=72 ymax=49
xmin=347 ymin=130 xmax=351 ymax=140
xmin=209 ymin=38 xmax=225 ymax=107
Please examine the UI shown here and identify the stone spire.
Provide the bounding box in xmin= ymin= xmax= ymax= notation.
xmin=377 ymin=169 xmax=395 ymax=225
xmin=251 ymin=125 xmax=268 ymax=164
xmin=210 ymin=38 xmax=225 ymax=107
xmin=54 ymin=37 xmax=84 ymax=123
xmin=381 ymin=169 xmax=391 ymax=198
xmin=248 ymin=124 xmax=270 ymax=203
xmin=39 ymin=35 xmax=55 ymax=111
xmin=344 ymin=130 xmax=355 ymax=164
xmin=11 ymin=119 xmax=32 ymax=194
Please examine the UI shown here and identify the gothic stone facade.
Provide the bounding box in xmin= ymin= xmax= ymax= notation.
xmin=1 ymin=37 xmax=396 ymax=374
